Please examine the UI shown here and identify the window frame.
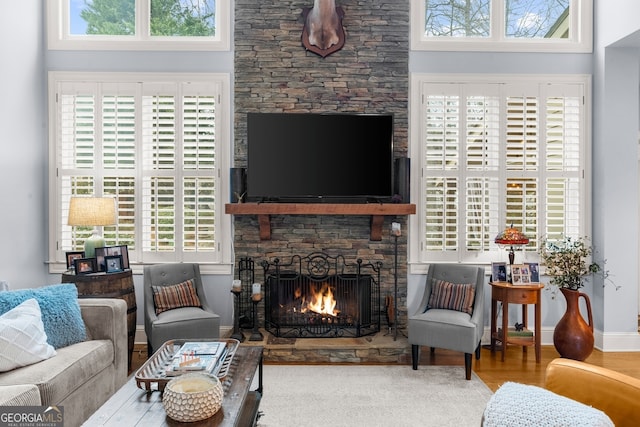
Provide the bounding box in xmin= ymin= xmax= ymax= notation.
xmin=47 ymin=0 xmax=231 ymax=51
xmin=408 ymin=73 xmax=592 ymax=274
xmin=410 ymin=0 xmax=592 ymax=53
xmin=47 ymin=71 xmax=233 ymax=275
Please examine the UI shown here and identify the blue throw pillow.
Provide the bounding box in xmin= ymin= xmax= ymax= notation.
xmin=0 ymin=283 xmax=86 ymax=349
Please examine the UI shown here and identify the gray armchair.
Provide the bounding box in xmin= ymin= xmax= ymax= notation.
xmin=144 ymin=263 xmax=220 ymax=356
xmin=408 ymin=263 xmax=485 ymax=380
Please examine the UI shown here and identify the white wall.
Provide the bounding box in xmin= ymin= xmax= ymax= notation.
xmin=0 ymin=1 xmax=49 ymax=289
xmin=591 ymin=0 xmax=640 ymax=350
xmin=408 ymin=35 xmax=596 ymax=348
xmin=407 ymin=1 xmax=640 ymax=351
xmin=0 ymin=1 xmax=237 ymax=331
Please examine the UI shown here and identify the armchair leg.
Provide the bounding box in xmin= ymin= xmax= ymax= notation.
xmin=464 ymin=353 xmax=472 ymax=380
xmin=147 ymin=341 xmax=153 ymax=358
xmin=412 ymin=345 xmax=419 ymax=370
xmin=475 ymin=341 xmax=481 ymax=360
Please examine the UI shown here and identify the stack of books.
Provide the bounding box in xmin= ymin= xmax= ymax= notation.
xmin=165 ymin=342 xmax=228 ymax=377
xmin=499 ymin=327 xmax=534 ymax=339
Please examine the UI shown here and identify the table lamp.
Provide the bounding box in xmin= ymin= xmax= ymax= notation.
xmin=68 ymin=197 xmax=116 ymax=258
xmin=494 ymin=224 xmax=529 ymax=265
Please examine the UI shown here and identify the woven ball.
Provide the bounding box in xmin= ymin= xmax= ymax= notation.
xmin=162 ymin=373 xmax=223 ymax=422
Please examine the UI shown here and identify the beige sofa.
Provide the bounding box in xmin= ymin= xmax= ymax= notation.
xmin=0 ymin=298 xmax=128 ymax=427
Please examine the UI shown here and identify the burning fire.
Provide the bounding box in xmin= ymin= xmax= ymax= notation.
xmin=300 ymin=283 xmax=339 ymax=316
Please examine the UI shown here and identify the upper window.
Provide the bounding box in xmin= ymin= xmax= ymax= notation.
xmin=409 ymin=74 xmax=591 ymax=269
xmin=48 ymin=72 xmax=232 ymax=274
xmin=47 ymin=0 xmax=230 ymax=51
xmin=410 ymin=0 xmax=592 ymax=52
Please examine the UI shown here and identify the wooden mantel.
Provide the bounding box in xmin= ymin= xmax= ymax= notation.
xmin=225 ymin=203 xmax=416 ymax=241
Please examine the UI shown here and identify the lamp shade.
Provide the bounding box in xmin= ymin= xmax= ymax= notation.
xmin=494 ymin=225 xmax=529 ymax=245
xmin=68 ymin=197 xmax=116 ymax=227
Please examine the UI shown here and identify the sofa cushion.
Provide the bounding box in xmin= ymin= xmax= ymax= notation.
xmin=0 ymin=299 xmax=56 ymax=372
xmin=0 ymin=339 xmax=113 ymax=406
xmin=152 ymin=279 xmax=202 ymax=315
xmin=0 ymin=384 xmax=42 ymax=406
xmin=483 ymin=381 xmax=614 ymax=426
xmin=0 ymin=283 xmax=86 ymax=349
xmin=427 ymin=279 xmax=476 ymax=315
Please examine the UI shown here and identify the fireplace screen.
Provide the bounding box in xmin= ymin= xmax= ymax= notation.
xmin=262 ymin=253 xmax=381 ymax=338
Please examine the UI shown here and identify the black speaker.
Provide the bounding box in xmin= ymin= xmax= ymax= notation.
xmin=230 ymin=167 xmax=247 ymax=203
xmin=393 ymin=158 xmax=410 ymax=204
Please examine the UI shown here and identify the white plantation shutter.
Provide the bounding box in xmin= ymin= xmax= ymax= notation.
xmin=416 ymin=76 xmax=587 ymax=264
xmin=142 ymin=176 xmax=176 ymax=254
xmin=181 ymin=90 xmax=216 ymax=253
xmin=51 ymin=74 xmax=228 ymax=268
xmin=543 ymin=84 xmax=583 ymax=241
xmin=141 ymin=84 xmax=178 ymax=257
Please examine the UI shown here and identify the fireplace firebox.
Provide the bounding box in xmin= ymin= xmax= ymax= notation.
xmin=262 ymin=253 xmax=381 ymax=338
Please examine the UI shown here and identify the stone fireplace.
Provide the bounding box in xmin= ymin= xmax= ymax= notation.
xmin=232 ymin=1 xmax=410 ymax=331
xmin=262 ymin=252 xmax=381 ymax=338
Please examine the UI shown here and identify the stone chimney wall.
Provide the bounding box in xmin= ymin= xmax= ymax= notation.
xmin=233 ymin=0 xmax=410 ymax=327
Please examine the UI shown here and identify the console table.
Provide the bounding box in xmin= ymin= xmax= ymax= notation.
xmin=489 ymin=281 xmax=543 ymax=363
xmin=225 ymin=203 xmax=416 ymax=240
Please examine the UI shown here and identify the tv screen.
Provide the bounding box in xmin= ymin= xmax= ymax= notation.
xmin=246 ymin=113 xmax=394 ymax=203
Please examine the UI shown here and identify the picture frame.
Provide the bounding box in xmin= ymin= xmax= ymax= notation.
xmin=525 ymin=262 xmax=540 ymax=282
xmin=109 ymin=245 xmax=129 ymax=269
xmin=74 ymin=257 xmax=97 ymax=275
xmin=95 ymin=247 xmax=108 ymax=272
xmin=105 ymin=255 xmax=124 ymax=273
xmin=491 ymin=262 xmax=508 ymax=282
xmin=66 ymin=251 xmax=85 ymax=269
xmin=511 ymin=264 xmax=531 ymax=285
xmin=95 ymin=245 xmax=129 ymax=272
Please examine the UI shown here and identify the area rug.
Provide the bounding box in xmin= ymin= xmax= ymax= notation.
xmin=255 ymin=365 xmax=492 ymax=427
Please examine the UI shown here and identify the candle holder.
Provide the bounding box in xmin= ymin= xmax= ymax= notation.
xmin=230 ymin=289 xmax=245 ymax=342
xmin=249 ymin=294 xmax=264 ymax=342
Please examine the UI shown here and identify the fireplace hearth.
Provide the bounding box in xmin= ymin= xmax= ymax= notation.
xmin=262 ymin=253 xmax=381 ymax=338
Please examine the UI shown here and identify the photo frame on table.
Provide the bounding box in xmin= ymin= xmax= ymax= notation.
xmin=511 ymin=264 xmax=531 ymax=285
xmin=105 ymin=255 xmax=124 ymax=273
xmin=491 ymin=262 xmax=508 ymax=282
xmin=525 ymin=262 xmax=540 ymax=283
xmin=95 ymin=245 xmax=129 ymax=272
xmin=526 ymin=262 xmax=540 ymax=282
xmin=74 ymin=257 xmax=97 ymax=275
xmin=66 ymin=251 xmax=85 ymax=269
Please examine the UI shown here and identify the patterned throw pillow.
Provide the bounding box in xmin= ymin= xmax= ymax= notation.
xmin=427 ymin=279 xmax=476 ymax=315
xmin=152 ymin=279 xmax=202 ymax=315
xmin=0 ymin=298 xmax=56 ymax=372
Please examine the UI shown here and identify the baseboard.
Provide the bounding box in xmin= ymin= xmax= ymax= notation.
xmin=595 ymin=330 xmax=640 ymax=351
xmin=482 ymin=326 xmax=640 ymax=352
xmin=134 ymin=325 xmax=233 ymax=345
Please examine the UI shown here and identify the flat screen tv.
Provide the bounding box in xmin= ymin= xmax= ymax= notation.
xmin=246 ymin=113 xmax=394 ymax=203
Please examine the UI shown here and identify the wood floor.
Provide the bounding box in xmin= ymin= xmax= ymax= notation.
xmin=410 ymin=344 xmax=640 ymax=392
xmin=131 ymin=342 xmax=640 ymax=393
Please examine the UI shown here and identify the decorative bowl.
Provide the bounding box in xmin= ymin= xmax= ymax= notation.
xmin=162 ymin=373 xmax=223 ymax=422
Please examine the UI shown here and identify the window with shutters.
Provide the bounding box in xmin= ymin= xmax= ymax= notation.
xmin=409 ymin=74 xmax=590 ymax=267
xmin=410 ymin=0 xmax=592 ymax=52
xmin=47 ymin=0 xmax=230 ymax=51
xmin=49 ymin=72 xmax=231 ymax=273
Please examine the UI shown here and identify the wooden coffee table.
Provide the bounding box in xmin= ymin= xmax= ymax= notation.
xmin=85 ymin=345 xmax=263 ymax=426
